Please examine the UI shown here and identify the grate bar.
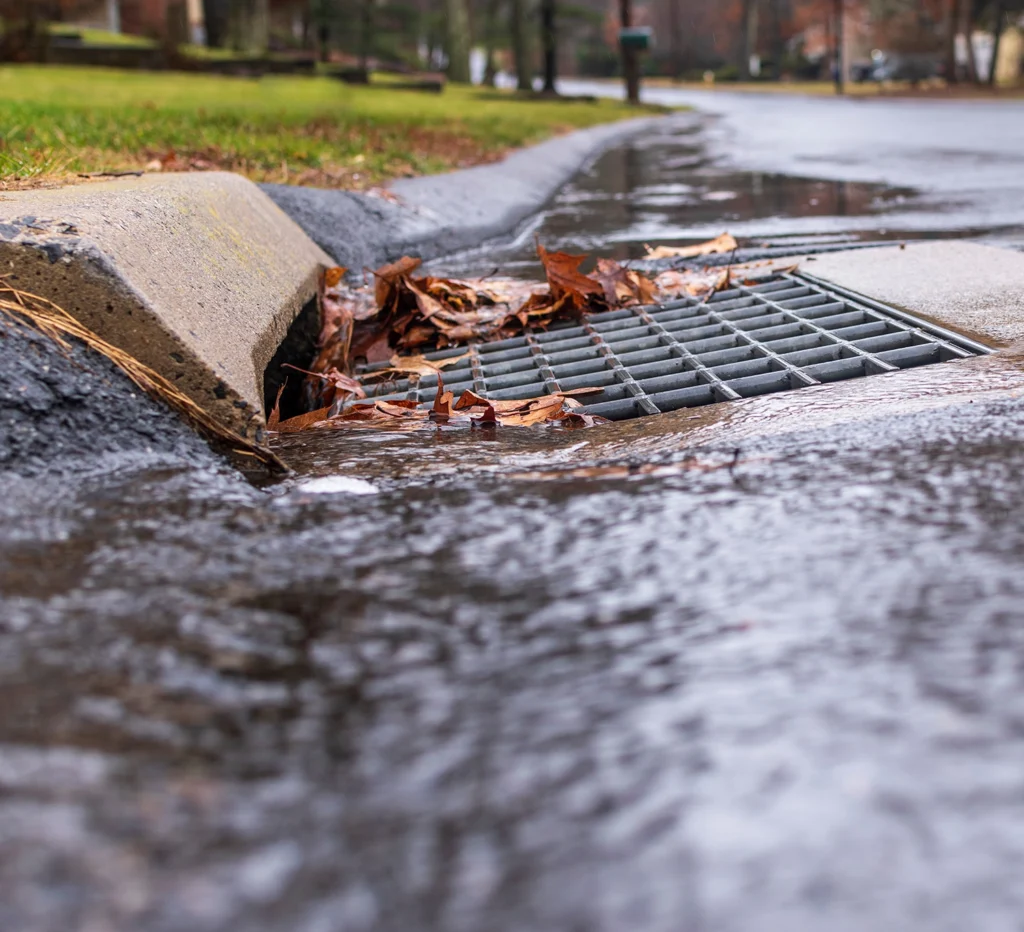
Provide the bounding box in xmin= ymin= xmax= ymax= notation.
xmin=523 ymin=331 xmax=564 ymax=395
xmin=731 ymin=282 xmax=900 ymax=375
xmin=699 ymin=300 xmax=821 ymax=388
xmin=633 ymin=303 xmax=743 ymax=403
xmin=578 ymin=315 xmax=661 ymax=417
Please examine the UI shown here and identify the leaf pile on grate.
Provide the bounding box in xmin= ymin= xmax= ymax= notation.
xmin=270 ymin=381 xmax=605 ymax=433
xmin=276 ymin=235 xmax=789 ymax=434
xmin=302 ymin=240 xmax=707 ymax=411
xmin=308 ymin=242 xmax=661 ymax=392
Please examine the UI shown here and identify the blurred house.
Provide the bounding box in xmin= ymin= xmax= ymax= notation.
xmin=57 ymin=0 xmax=202 ymax=40
xmin=971 ymin=18 xmax=1024 ymax=85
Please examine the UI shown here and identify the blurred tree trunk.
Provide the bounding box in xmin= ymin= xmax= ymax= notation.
xmin=0 ymin=0 xmax=47 ymax=61
xmin=619 ymin=0 xmax=640 ymax=104
xmin=300 ymin=5 xmax=313 ymax=50
xmin=944 ymin=0 xmax=958 ymax=82
xmin=229 ymin=0 xmax=269 ymax=52
xmin=769 ymin=0 xmax=785 ymax=79
xmin=359 ymin=0 xmax=374 ymax=73
xmin=510 ymin=0 xmax=532 ymax=90
xmin=539 ymin=0 xmax=556 ymax=92
xmin=482 ymin=0 xmax=502 ymax=85
xmin=959 ymin=0 xmax=979 ymax=81
xmin=446 ymin=0 xmax=472 ymax=82
xmin=988 ymin=0 xmax=1006 ymax=86
xmin=203 ymin=0 xmax=229 ymax=47
xmin=738 ymin=0 xmax=758 ymax=80
xmin=166 ymin=0 xmax=190 ymax=46
xmin=833 ymin=0 xmax=844 ymax=94
xmin=667 ymin=0 xmax=683 ymax=79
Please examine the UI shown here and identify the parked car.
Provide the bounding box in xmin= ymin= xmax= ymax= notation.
xmin=868 ymin=50 xmax=941 ymax=83
xmin=850 ymin=60 xmax=876 ymax=82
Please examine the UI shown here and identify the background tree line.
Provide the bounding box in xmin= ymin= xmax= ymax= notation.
xmin=1 ymin=0 xmax=1021 ymax=88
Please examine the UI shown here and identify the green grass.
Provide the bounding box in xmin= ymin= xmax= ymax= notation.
xmin=47 ymin=24 xmax=156 ymax=47
xmin=0 ymin=66 xmax=655 ymax=188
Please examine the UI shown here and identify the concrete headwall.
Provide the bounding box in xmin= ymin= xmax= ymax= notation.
xmin=0 ymin=173 xmax=331 ymax=439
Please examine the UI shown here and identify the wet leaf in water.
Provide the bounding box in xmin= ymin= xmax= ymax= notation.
xmin=284 ymin=380 xmax=607 ymax=433
xmin=363 ymin=351 xmax=472 ymax=381
xmin=271 ymin=405 xmax=334 ymax=433
xmin=644 ymin=232 xmax=739 ymax=260
xmin=430 ymin=381 xmax=455 ymax=421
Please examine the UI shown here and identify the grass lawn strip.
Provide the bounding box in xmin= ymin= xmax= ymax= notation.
xmin=0 ymin=67 xmax=656 ymax=189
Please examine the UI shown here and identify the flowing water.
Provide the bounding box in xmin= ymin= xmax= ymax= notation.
xmin=4 ymin=100 xmax=1024 ymax=932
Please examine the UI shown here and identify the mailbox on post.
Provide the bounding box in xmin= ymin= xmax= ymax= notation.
xmin=618 ymin=26 xmax=652 ymax=51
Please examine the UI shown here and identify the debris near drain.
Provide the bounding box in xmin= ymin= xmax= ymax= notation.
xmin=287 ymin=235 xmax=795 ymax=425
xmin=283 ymin=362 xmax=366 ymax=410
xmin=269 ymin=380 xmax=605 ymax=433
xmin=303 ymin=244 xmax=667 ymax=409
xmin=310 ymin=245 xmax=660 ymax=383
xmin=303 ymin=238 xmax=765 ymax=406
xmin=362 ymin=351 xmax=472 ymax=382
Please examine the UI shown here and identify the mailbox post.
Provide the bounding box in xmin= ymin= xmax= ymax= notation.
xmin=617 ymin=0 xmax=650 ymax=105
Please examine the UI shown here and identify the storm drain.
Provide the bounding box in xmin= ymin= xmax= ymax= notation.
xmin=357 ymin=273 xmax=991 ymax=421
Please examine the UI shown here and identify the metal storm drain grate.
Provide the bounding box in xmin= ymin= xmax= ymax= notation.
xmin=357 ymin=273 xmax=990 ymax=421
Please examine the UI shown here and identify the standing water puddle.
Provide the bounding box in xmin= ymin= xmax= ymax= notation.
xmin=436 ymin=121 xmax=927 ymax=281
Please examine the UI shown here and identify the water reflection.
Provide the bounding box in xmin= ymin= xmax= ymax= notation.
xmin=438 ymin=123 xmax=921 ymax=279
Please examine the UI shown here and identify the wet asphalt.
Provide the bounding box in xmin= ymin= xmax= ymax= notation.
xmin=559 ymin=83 xmax=1024 ymax=250
xmin=4 ymin=95 xmax=1024 ymax=932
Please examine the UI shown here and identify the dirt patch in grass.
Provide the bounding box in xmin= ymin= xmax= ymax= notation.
xmin=136 ymin=121 xmax=513 ymax=190
xmin=0 ymin=122 xmax=511 ymax=191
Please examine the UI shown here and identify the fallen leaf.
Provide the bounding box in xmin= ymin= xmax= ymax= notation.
xmin=644 ymin=233 xmax=739 ymax=260
xmin=271 ymin=406 xmax=334 ymax=433
xmin=592 ymin=258 xmax=658 ymax=307
xmin=430 ymin=380 xmax=455 ymax=420
xmin=267 ymin=384 xmax=285 ymax=429
xmin=323 ymin=266 xmax=346 ymax=289
xmin=653 ymin=267 xmax=730 ymax=299
xmin=373 ymin=255 xmax=422 ymax=311
xmin=453 ymin=388 xmax=491 ymax=411
xmin=363 ymin=351 xmax=472 ymax=380
xmin=537 ymin=243 xmax=604 ymax=310
xmin=284 ymin=363 xmax=365 ymax=409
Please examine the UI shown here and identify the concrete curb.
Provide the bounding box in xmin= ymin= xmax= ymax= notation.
xmin=0 ymin=173 xmax=332 ymax=439
xmin=262 ymin=114 xmax=676 ymax=272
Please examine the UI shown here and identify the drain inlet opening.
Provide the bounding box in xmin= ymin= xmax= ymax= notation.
xmin=263 ymin=296 xmax=321 ymax=422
